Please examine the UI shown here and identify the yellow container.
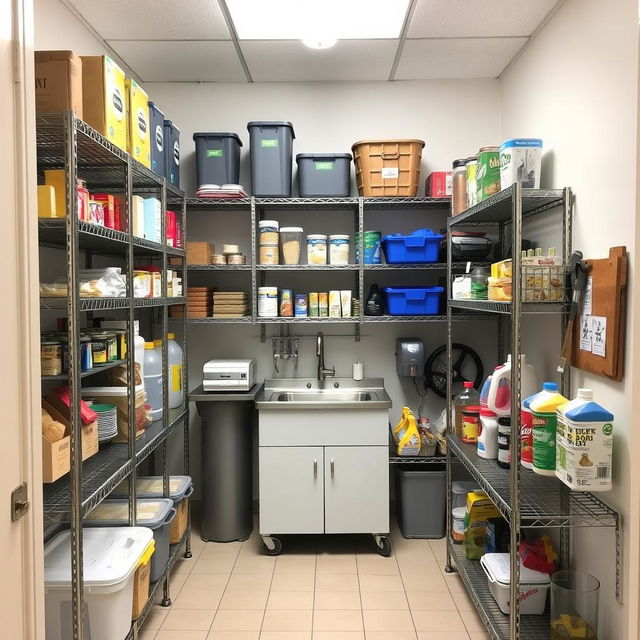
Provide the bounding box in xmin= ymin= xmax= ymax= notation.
xmin=81 ymin=56 xmax=127 ymax=151
xmin=488 ymin=277 xmax=512 ymax=302
xmin=126 ymin=79 xmax=151 ymax=168
xmin=43 ymin=170 xmax=66 ymax=218
xmin=38 ymin=184 xmax=58 ymax=218
xmin=132 ymin=538 xmax=155 ymax=620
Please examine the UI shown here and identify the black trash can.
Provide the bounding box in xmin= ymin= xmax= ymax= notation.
xmin=296 ymin=153 xmax=352 ymax=197
xmin=396 ymin=466 xmax=446 ymax=539
xmin=247 ymin=121 xmax=295 ymax=196
xmin=193 ymin=132 xmax=243 ymax=189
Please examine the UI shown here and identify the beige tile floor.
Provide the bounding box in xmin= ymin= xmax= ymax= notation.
xmin=141 ymin=515 xmax=489 ymax=640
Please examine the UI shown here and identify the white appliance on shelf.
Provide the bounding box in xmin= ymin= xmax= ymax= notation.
xmin=202 ymin=358 xmax=256 ymax=392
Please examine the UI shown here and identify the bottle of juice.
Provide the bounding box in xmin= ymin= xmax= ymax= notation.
xmin=529 ymin=382 xmax=568 ymax=476
xmin=453 ymin=382 xmax=480 ymax=439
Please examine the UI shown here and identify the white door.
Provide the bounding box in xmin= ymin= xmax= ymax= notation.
xmin=324 ymin=447 xmax=389 ymax=534
xmin=259 ymin=447 xmax=324 ymax=534
xmin=0 ymin=1 xmax=45 ymax=638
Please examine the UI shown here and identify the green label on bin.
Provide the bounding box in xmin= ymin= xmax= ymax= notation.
xmin=261 ymin=139 xmax=279 ymax=148
xmin=315 ymin=161 xmax=334 ymax=170
xmin=206 ymin=149 xmax=223 ymax=157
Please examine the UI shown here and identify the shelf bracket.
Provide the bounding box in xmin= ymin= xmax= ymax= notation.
xmin=260 ymin=324 xmax=266 ymax=343
xmin=354 ymin=323 xmax=360 ymax=342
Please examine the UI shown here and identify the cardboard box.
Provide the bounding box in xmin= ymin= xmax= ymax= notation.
xmin=38 ymin=185 xmax=58 ymax=218
xmin=81 ymin=56 xmax=127 ymax=151
xmin=187 ymin=242 xmax=214 ymax=265
xmin=43 ymin=169 xmax=66 ymax=218
xmin=35 ymin=50 xmax=83 ymax=117
xmin=143 ymin=197 xmax=161 ymax=243
xmin=132 ymin=195 xmax=145 ymax=237
xmin=126 ymin=79 xmax=151 ymax=168
xmin=425 ymin=171 xmax=452 ymax=198
xmin=92 ymin=194 xmax=116 ymax=229
xmin=42 ymin=400 xmax=99 ymax=483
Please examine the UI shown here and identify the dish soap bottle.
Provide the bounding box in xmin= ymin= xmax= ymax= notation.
xmin=365 ymin=283 xmax=383 ymax=316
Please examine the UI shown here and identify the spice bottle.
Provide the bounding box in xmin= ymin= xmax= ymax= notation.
xmin=451 ymin=159 xmax=468 ymax=216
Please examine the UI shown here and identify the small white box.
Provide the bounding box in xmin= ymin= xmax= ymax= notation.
xmin=132 ymin=195 xmax=145 ymax=237
xmin=480 ymin=553 xmax=550 ymax=615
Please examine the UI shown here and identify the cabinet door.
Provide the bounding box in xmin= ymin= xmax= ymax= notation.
xmin=259 ymin=447 xmax=324 ymax=535
xmin=324 ymin=446 xmax=389 ymax=534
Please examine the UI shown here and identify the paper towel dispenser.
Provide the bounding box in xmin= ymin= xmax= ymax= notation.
xmin=396 ymin=338 xmax=425 ymax=377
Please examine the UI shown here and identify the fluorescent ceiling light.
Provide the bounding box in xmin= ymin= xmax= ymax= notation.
xmin=226 ymin=0 xmax=410 ymax=40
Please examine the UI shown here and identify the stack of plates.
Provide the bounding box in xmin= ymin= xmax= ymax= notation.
xmin=92 ymin=404 xmax=118 ymax=442
xmin=196 ymin=184 xmax=248 ymax=199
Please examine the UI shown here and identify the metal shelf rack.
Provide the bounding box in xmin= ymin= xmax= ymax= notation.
xmin=37 ymin=111 xmax=191 ymax=640
xmin=445 ymin=185 xmax=621 ymax=640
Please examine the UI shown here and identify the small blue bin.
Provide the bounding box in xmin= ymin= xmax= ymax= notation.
xmin=383 ymin=286 xmax=444 ymax=316
xmin=381 ymin=229 xmax=444 ymax=264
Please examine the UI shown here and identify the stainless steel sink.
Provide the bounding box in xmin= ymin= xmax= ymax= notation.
xmin=256 ymin=378 xmax=392 ymax=410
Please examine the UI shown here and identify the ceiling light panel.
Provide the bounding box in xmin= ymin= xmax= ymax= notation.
xmin=227 ymin=0 xmax=410 ymax=40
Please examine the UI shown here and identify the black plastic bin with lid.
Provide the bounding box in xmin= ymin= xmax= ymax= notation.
xmin=193 ymin=132 xmax=243 ymax=189
xmin=247 ymin=121 xmax=295 ymax=197
xmin=296 ymin=153 xmax=352 ymax=197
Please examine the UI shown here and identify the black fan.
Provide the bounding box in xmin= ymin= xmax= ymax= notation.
xmin=424 ymin=343 xmax=484 ymax=399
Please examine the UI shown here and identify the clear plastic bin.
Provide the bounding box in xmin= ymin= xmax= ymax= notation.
xmin=280 ymin=227 xmax=303 ymax=265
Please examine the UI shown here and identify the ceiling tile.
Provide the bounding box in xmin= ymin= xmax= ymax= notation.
xmin=241 ymin=40 xmax=398 ymax=81
xmin=107 ymin=41 xmax=246 ymax=82
xmin=395 ymin=38 xmax=527 ymax=80
xmin=68 ymin=0 xmax=231 ymax=40
xmin=407 ymin=0 xmax=560 ymax=37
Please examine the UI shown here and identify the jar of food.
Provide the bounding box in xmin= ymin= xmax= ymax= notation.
xmin=451 ymin=159 xmax=468 ymax=216
xmin=329 ymin=234 xmax=350 ymax=265
xmin=212 ymin=254 xmax=226 ymax=264
xmin=259 ymin=244 xmax=279 ymax=265
xmin=259 ymin=220 xmax=279 ymax=245
xmin=280 ymin=227 xmax=303 ymax=265
xmin=452 ymin=506 xmax=466 ymax=543
xmin=80 ymin=336 xmax=93 ymax=371
xmin=471 ymin=266 xmax=489 ymax=300
xmin=307 ymin=234 xmax=327 ymax=265
xmin=41 ymin=341 xmax=62 ymax=376
xmin=476 ymin=146 xmax=501 ymax=202
xmin=227 ymin=254 xmax=245 ymax=265
xmin=257 ymin=286 xmax=278 ymax=317
xmin=466 ymin=157 xmax=478 ymax=208
xmin=461 ymin=406 xmax=481 ymax=444
xmin=279 ymin=289 xmax=293 ymax=317
xmin=90 ymin=333 xmax=109 ymax=366
xmin=76 ymin=179 xmax=90 ymax=222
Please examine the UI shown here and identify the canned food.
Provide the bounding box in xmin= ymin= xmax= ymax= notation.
xmin=294 ymin=293 xmax=308 ymax=317
xmin=90 ymin=333 xmax=109 ymax=366
xmin=258 ymin=286 xmax=278 ymax=317
xmin=80 ymin=337 xmax=93 ymax=371
xmin=279 ymin=288 xmax=293 ymax=317
xmin=41 ymin=341 xmax=62 ymax=376
xmin=476 ymin=146 xmax=501 ymax=202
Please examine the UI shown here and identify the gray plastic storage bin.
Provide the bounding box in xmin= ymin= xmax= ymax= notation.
xmin=84 ymin=498 xmax=175 ymax=583
xmin=247 ymin=121 xmax=295 ymax=196
xmin=396 ymin=467 xmax=446 ymax=539
xmin=164 ymin=120 xmax=180 ymax=188
xmin=296 ymin=153 xmax=352 ymax=197
xmin=193 ymin=132 xmax=243 ymax=189
xmin=148 ymin=102 xmax=165 ymax=178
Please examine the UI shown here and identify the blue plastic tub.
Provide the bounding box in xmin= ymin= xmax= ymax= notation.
xmin=381 ymin=229 xmax=444 ymax=264
xmin=383 ymin=286 xmax=444 ymax=316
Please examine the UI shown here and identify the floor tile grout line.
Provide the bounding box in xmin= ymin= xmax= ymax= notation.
xmin=353 ymin=549 xmax=366 ymax=637
xmin=258 ymin=540 xmax=278 ymax=638
xmin=393 ymin=534 xmax=419 ymax=639
xmin=310 ymin=537 xmax=318 ymax=638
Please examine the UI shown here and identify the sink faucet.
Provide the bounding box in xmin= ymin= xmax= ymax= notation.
xmin=316 ymin=332 xmax=335 ymax=381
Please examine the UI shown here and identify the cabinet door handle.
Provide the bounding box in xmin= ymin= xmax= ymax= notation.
xmin=330 ymin=458 xmax=334 ymax=479
xmin=313 ymin=459 xmax=317 ymax=479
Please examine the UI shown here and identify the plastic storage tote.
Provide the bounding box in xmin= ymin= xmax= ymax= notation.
xmin=247 ymin=121 xmax=295 ymax=196
xmin=164 ymin=119 xmax=180 ymax=188
xmin=84 ymin=498 xmax=175 ymax=583
xmin=381 ymin=229 xmax=445 ymax=264
xmin=148 ymin=102 xmax=165 ymax=178
xmin=44 ymin=527 xmax=153 ymax=640
xmin=383 ymin=286 xmax=444 ymax=316
xmin=193 ymin=132 xmax=243 ymax=189
xmin=352 ymin=139 xmax=425 ymax=197
xmin=396 ymin=467 xmax=446 ymax=538
xmin=296 ymin=153 xmax=352 ymax=197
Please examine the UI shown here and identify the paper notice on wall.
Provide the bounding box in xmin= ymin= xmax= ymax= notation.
xmin=591 ymin=315 xmax=606 ymax=357
xmin=583 ymin=277 xmax=593 ymax=315
xmin=579 ymin=315 xmax=593 ymax=352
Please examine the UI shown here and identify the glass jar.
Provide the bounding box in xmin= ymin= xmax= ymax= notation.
xmin=451 ymin=159 xmax=468 ymax=216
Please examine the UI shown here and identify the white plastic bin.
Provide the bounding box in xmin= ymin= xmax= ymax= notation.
xmin=44 ymin=527 xmax=153 ymax=640
xmin=480 ymin=552 xmax=550 ymax=615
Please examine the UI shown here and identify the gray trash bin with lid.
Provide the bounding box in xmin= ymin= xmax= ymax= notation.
xmin=247 ymin=121 xmax=295 ymax=196
xmin=191 ymin=384 xmax=260 ymax=542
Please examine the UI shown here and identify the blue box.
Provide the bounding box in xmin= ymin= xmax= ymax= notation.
xmin=164 ymin=120 xmax=180 ymax=188
xmin=143 ymin=197 xmax=161 ymax=243
xmin=382 ymin=286 xmax=444 ymax=316
xmin=381 ymin=229 xmax=444 ymax=264
xmin=148 ymin=102 xmax=165 ymax=178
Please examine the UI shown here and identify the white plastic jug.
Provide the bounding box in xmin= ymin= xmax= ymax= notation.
xmin=486 ymin=354 xmax=538 ymax=417
xmin=167 ymin=333 xmax=184 ymax=409
xmin=143 ymin=342 xmax=163 ymax=421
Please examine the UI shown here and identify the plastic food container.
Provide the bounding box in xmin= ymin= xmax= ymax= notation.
xmin=85 ymin=499 xmax=175 ymax=583
xmin=280 ymin=227 xmax=303 ymax=265
xmin=258 ymin=286 xmax=278 ymax=317
xmin=132 ymin=538 xmax=155 ymax=619
xmin=193 ymin=132 xmax=243 ymax=189
xmin=355 ymin=231 xmax=382 ymax=264
xmin=307 ymin=234 xmax=327 ymax=265
xmin=296 ymin=153 xmax=352 ymax=197
xmin=480 ymin=553 xmax=550 ymax=615
xmin=500 ymin=138 xmax=543 ymax=190
xmin=44 ymin=527 xmax=153 ymax=640
xmin=329 ymin=234 xmax=350 ymax=265
xmin=452 ymin=506 xmax=466 ymax=543
xmin=247 ymin=121 xmax=295 ymax=197
xmin=259 ymin=219 xmax=279 ymax=245
xmin=382 ymin=286 xmax=445 ymax=316
xmin=381 ymin=229 xmax=444 ymax=264
xmin=259 ymin=244 xmax=279 ymax=265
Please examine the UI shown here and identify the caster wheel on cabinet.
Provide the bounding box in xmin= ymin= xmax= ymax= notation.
xmin=262 ymin=536 xmax=282 ymax=556
xmin=375 ymin=536 xmax=392 ymax=557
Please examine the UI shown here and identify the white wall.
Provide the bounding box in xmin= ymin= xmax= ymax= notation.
xmin=500 ymin=0 xmax=638 ymax=636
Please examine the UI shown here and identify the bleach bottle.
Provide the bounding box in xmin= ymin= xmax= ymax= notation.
xmin=486 ymin=354 xmax=538 ymax=417
xmin=556 ymin=389 xmax=613 ymax=491
xmin=529 ymin=382 xmax=568 ymax=476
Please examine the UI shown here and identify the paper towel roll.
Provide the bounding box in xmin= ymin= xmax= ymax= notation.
xmin=353 ymin=362 xmax=364 ymax=381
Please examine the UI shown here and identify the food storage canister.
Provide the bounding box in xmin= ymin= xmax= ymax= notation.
xmin=259 ymin=244 xmax=279 ymax=265
xmin=41 ymin=341 xmax=62 ymax=376
xmin=355 ymin=231 xmax=382 ymax=264
xmin=259 ymin=219 xmax=279 ymax=245
xmin=307 ymin=234 xmax=327 ymax=265
xmin=280 ymin=227 xmax=303 ymax=265
xmin=452 ymin=506 xmax=466 ymax=543
xmin=257 ymin=287 xmax=278 ymax=317
xmin=329 ymin=234 xmax=350 ymax=265
xmin=476 ymin=146 xmax=501 ymax=202
xmin=500 ymin=138 xmax=543 ymax=190
xmin=451 ymin=159 xmax=467 ymax=215
xmin=90 ymin=333 xmax=109 ymax=367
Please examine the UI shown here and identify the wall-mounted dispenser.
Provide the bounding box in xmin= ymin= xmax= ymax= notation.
xmin=396 ymin=338 xmax=425 ymax=377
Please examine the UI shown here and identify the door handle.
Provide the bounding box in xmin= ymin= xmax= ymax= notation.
xmin=313 ymin=459 xmax=317 ymax=479
xmin=330 ymin=458 xmax=334 ymax=479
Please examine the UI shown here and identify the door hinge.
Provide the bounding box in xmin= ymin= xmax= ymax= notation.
xmin=11 ymin=482 xmax=29 ymax=522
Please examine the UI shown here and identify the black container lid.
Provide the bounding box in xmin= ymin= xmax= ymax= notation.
xmin=193 ymin=132 xmax=243 ymax=146
xmin=247 ymin=121 xmax=295 ymax=138
xmin=296 ymin=153 xmax=352 ymax=161
xmin=452 ymin=158 xmax=467 ymax=168
xmin=163 ymin=120 xmax=180 ymax=133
